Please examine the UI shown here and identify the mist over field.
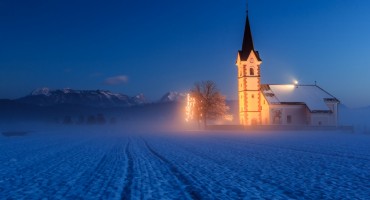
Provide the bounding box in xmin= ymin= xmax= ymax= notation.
xmin=0 ymin=93 xmax=369 ymax=199
xmin=1 ymin=81 xmax=368 ymax=200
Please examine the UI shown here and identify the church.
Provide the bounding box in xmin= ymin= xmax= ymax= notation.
xmin=236 ymin=12 xmax=339 ymax=126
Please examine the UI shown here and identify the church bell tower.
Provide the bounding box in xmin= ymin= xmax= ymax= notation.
xmin=236 ymin=11 xmax=262 ymax=125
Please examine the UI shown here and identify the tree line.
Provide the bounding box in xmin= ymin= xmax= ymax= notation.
xmin=61 ymin=113 xmax=117 ymax=125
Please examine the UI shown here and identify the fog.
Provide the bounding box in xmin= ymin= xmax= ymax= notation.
xmin=1 ymin=101 xmax=369 ymax=199
xmin=0 ymin=101 xmax=193 ymax=137
xmin=0 ymin=101 xmax=369 ymax=137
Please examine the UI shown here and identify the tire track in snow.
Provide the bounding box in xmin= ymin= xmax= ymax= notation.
xmin=121 ymin=140 xmax=134 ymax=200
xmin=172 ymin=138 xmax=370 ymax=199
xmin=61 ymin=139 xmax=127 ymax=199
xmin=128 ymin=138 xmax=191 ymax=199
xmin=142 ymin=139 xmax=203 ymax=200
xmin=88 ymin=144 xmax=125 ymax=198
xmin=174 ymin=141 xmax=298 ymax=199
xmin=155 ymin=138 xmax=295 ymax=199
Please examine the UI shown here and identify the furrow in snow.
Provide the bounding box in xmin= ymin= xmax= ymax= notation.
xmin=142 ymin=139 xmax=203 ymax=200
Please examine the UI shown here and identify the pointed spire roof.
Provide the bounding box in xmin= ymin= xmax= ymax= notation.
xmin=242 ymin=14 xmax=254 ymax=54
xmin=239 ymin=12 xmax=261 ymax=61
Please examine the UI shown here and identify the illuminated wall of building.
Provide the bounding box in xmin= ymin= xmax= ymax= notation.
xmin=260 ymin=93 xmax=270 ymax=125
xmin=236 ymin=51 xmax=262 ymax=125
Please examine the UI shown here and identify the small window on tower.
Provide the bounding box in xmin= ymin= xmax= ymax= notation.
xmin=252 ymin=94 xmax=254 ymax=99
xmin=250 ymin=68 xmax=255 ymax=76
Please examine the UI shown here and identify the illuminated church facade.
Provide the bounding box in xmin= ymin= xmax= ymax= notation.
xmin=236 ymin=13 xmax=339 ymax=126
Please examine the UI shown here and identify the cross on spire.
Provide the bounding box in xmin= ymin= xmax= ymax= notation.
xmin=246 ymin=0 xmax=249 ymax=15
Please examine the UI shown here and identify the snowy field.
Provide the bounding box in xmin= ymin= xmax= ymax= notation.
xmin=0 ymin=126 xmax=370 ymax=199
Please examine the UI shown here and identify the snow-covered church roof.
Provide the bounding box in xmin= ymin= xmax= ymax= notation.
xmin=261 ymin=84 xmax=339 ymax=112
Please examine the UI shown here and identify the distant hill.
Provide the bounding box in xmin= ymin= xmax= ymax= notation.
xmin=16 ymin=88 xmax=146 ymax=108
xmin=0 ymin=98 xmax=182 ymax=126
xmin=0 ymin=88 xmax=185 ymax=125
xmin=0 ymin=89 xmax=237 ymax=127
xmin=5 ymin=88 xmax=368 ymax=130
xmin=159 ymin=92 xmax=187 ymax=103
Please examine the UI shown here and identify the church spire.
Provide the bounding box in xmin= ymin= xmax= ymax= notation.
xmin=240 ymin=12 xmax=255 ymax=59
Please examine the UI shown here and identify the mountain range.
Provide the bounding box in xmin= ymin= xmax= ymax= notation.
xmin=1 ymin=88 xmax=368 ymax=130
xmin=13 ymin=88 xmax=187 ymax=108
xmin=0 ymin=88 xmax=189 ymax=124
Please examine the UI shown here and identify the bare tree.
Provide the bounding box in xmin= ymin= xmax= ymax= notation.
xmin=191 ymin=81 xmax=229 ymax=128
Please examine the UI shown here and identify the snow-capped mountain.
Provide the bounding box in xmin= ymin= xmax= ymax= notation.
xmin=159 ymin=92 xmax=187 ymax=103
xmin=16 ymin=88 xmax=146 ymax=107
xmin=131 ymin=93 xmax=147 ymax=105
xmin=31 ymin=87 xmax=51 ymax=96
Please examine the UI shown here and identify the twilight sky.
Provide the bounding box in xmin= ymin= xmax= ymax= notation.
xmin=1 ymin=0 xmax=370 ymax=107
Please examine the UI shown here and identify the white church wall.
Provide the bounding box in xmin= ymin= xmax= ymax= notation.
xmin=310 ymin=112 xmax=337 ymax=126
xmin=269 ymin=104 xmax=308 ymax=125
xmin=309 ymin=101 xmax=339 ymax=126
xmin=325 ymin=101 xmax=339 ymax=126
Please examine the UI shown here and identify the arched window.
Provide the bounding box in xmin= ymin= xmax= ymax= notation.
xmin=250 ymin=68 xmax=255 ymax=76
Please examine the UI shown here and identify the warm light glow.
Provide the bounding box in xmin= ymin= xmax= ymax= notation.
xmin=224 ymin=114 xmax=234 ymax=122
xmin=185 ymin=93 xmax=195 ymax=122
xmin=277 ymin=84 xmax=295 ymax=91
xmin=294 ymin=80 xmax=299 ymax=85
xmin=237 ymin=52 xmax=263 ymax=125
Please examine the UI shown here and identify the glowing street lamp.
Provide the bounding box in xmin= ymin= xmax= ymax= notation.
xmin=293 ymin=80 xmax=299 ymax=88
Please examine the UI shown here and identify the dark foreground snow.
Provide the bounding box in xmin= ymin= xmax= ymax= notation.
xmin=0 ymin=128 xmax=369 ymax=199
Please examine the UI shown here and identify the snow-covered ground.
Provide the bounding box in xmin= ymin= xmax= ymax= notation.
xmin=0 ymin=127 xmax=369 ymax=199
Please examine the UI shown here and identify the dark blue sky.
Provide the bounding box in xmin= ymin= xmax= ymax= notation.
xmin=1 ymin=0 xmax=370 ymax=107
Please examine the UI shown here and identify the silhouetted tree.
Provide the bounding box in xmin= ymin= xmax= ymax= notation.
xmin=87 ymin=115 xmax=96 ymax=124
xmin=77 ymin=115 xmax=85 ymax=124
xmin=191 ymin=80 xmax=229 ymax=128
xmin=63 ymin=116 xmax=73 ymax=125
xmin=110 ymin=117 xmax=117 ymax=124
xmin=96 ymin=113 xmax=106 ymax=124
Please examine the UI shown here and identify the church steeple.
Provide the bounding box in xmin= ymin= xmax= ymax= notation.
xmin=241 ymin=14 xmax=254 ymax=56
xmin=239 ymin=11 xmax=261 ymax=61
xmin=236 ymin=4 xmax=263 ymax=126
